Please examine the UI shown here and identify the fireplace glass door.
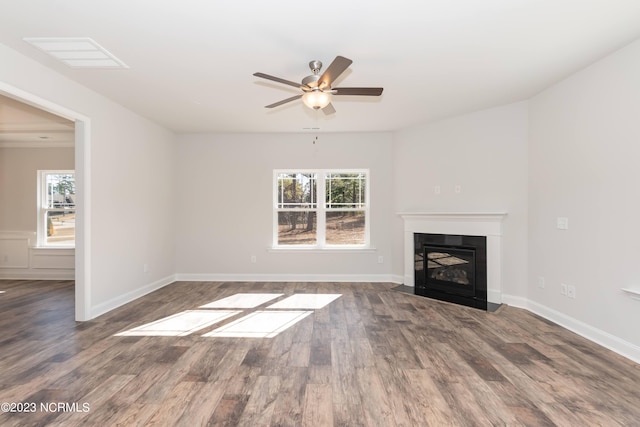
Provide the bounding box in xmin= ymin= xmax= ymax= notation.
xmin=423 ymin=244 xmax=476 ymax=297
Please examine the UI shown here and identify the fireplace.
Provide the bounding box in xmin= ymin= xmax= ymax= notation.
xmin=414 ymin=233 xmax=487 ymax=310
xmin=400 ymin=212 xmax=507 ymax=308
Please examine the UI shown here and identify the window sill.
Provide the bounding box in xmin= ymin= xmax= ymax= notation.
xmin=268 ymin=247 xmax=377 ymax=254
xmin=32 ymin=246 xmax=75 ymax=252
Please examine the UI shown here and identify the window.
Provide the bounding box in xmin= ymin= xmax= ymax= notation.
xmin=37 ymin=170 xmax=76 ymax=247
xmin=274 ymin=169 xmax=369 ymax=248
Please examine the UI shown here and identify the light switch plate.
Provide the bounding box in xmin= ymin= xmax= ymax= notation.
xmin=557 ymin=217 xmax=569 ymax=230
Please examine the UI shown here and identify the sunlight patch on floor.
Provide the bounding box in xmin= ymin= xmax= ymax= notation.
xmin=114 ymin=293 xmax=342 ymax=339
xmin=200 ymin=293 xmax=283 ymax=309
xmin=202 ymin=310 xmax=313 ymax=338
xmin=115 ymin=310 xmax=241 ymax=337
xmin=267 ymin=294 xmax=341 ymax=309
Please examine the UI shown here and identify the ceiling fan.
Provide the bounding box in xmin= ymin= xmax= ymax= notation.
xmin=253 ymin=55 xmax=383 ymax=115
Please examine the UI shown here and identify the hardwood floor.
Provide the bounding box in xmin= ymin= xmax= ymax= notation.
xmin=1 ymin=279 xmax=639 ymax=426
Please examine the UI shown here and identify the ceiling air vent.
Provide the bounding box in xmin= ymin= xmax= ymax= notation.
xmin=23 ymin=37 xmax=128 ymax=69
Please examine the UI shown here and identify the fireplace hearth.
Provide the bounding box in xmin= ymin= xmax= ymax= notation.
xmin=414 ymin=233 xmax=487 ymax=310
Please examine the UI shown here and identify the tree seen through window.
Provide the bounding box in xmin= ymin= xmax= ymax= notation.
xmin=275 ymin=170 xmax=368 ymax=247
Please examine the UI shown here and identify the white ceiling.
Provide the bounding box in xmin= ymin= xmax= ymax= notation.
xmin=0 ymin=94 xmax=74 ymax=145
xmin=0 ymin=0 xmax=639 ymax=135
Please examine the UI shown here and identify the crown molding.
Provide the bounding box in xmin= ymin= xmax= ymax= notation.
xmin=0 ymin=141 xmax=74 ymax=148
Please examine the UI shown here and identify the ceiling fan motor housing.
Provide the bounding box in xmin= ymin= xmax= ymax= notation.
xmin=302 ymin=74 xmax=321 ymax=89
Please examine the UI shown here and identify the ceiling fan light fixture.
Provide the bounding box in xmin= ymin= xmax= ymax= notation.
xmin=302 ymin=90 xmax=331 ymax=110
xmin=254 ymin=55 xmax=382 ymax=114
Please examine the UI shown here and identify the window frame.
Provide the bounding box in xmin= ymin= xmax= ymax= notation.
xmin=273 ymin=169 xmax=370 ymax=249
xmin=37 ymin=170 xmax=76 ymax=248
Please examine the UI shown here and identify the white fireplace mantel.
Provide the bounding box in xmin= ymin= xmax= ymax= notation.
xmin=399 ymin=212 xmax=508 ymax=304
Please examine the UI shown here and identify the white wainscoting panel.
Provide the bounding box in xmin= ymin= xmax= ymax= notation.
xmin=0 ymin=231 xmax=75 ymax=279
xmin=31 ymin=247 xmax=75 ymax=269
xmin=0 ymin=231 xmax=33 ymax=269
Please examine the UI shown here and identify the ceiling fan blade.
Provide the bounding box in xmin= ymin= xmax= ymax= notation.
xmin=333 ymin=87 xmax=384 ymax=96
xmin=322 ymin=103 xmax=336 ymax=115
xmin=253 ymin=72 xmax=304 ymax=89
xmin=265 ymin=94 xmax=302 ymax=108
xmin=318 ymin=56 xmax=353 ymax=89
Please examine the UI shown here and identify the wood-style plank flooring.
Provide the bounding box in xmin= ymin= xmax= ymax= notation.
xmin=1 ymin=279 xmax=639 ymax=426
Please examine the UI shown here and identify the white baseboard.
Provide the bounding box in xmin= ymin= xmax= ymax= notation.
xmin=174 ymin=273 xmax=403 ymax=284
xmin=0 ymin=270 xmax=75 ymax=280
xmin=390 ymin=274 xmax=405 ymax=284
xmin=501 ymin=293 xmax=528 ymax=308
xmin=91 ymin=274 xmax=176 ymax=319
xmin=501 ymin=293 xmax=640 ymax=364
xmin=487 ymin=289 xmax=505 ymax=305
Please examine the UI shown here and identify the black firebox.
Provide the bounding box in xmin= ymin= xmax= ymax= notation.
xmin=414 ymin=233 xmax=487 ymax=310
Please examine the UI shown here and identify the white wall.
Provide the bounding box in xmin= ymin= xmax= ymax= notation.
xmin=0 ymin=146 xmax=74 ymax=230
xmin=392 ymin=102 xmax=529 ymax=298
xmin=89 ymin=108 xmax=176 ymax=314
xmin=174 ymin=132 xmax=395 ymax=281
xmin=0 ymin=43 xmax=176 ymax=318
xmin=529 ymin=39 xmax=640 ymax=358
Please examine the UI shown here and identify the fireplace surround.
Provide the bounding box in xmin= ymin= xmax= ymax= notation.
xmin=400 ymin=212 xmax=507 ymax=310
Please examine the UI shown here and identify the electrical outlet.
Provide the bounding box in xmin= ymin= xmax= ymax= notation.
xmin=560 ymin=283 xmax=568 ymax=295
xmin=434 ymin=185 xmax=441 ymax=195
xmin=378 ymin=256 xmax=384 ymax=264
xmin=454 ymin=185 xmax=462 ymax=193
xmin=538 ymin=276 xmax=545 ymax=289
xmin=567 ymin=284 xmax=576 ymax=299
xmin=250 ymin=255 xmax=257 ymax=263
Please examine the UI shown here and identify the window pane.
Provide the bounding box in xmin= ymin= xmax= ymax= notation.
xmin=46 ymin=210 xmax=75 ymax=246
xmin=277 ymin=212 xmax=316 ymax=245
xmin=277 ymin=173 xmax=316 ymax=208
xmin=326 ymin=211 xmax=365 ymax=245
xmin=326 ymin=173 xmax=366 ymax=209
xmin=45 ymin=173 xmax=76 ymax=209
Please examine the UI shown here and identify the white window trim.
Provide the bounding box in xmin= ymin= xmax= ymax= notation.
xmin=37 ymin=170 xmax=76 ymax=248
xmin=273 ymin=169 xmax=370 ymax=250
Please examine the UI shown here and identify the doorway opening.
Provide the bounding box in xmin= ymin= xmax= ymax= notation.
xmin=0 ymin=81 xmax=91 ymax=320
